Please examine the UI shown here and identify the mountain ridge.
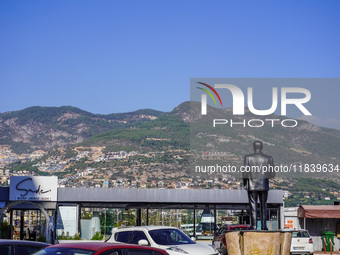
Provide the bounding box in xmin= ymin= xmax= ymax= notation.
xmin=0 ymin=105 xmax=165 ymax=153
xmin=0 ymin=102 xmax=340 ymax=166
xmin=1 ymin=102 xmax=339 ymax=207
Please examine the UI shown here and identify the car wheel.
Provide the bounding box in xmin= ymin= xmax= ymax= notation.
xmin=220 ymin=243 xmax=227 ymax=255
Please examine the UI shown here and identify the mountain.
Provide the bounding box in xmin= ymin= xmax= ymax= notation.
xmin=1 ymin=102 xmax=340 ymax=168
xmin=188 ymin=101 xmax=340 ymax=166
xmin=77 ymin=102 xmax=340 ymax=166
xmin=2 ymin=103 xmax=339 ymax=206
xmin=0 ymin=106 xmax=164 ymax=153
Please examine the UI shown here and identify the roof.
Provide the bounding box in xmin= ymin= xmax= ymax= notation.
xmin=57 ymin=188 xmax=283 ymax=204
xmin=297 ymin=205 xmax=340 ymax=218
xmin=111 ymin=225 xmax=178 ymax=232
xmin=0 ymin=239 xmax=49 ymax=247
xmin=0 ymin=187 xmax=283 ymax=210
xmin=52 ymin=242 xmax=165 ymax=253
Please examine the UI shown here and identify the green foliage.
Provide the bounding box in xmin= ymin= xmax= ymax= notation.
xmin=100 ymin=210 xmax=116 ymax=234
xmin=73 ymin=233 xmax=81 ymax=240
xmin=0 ymin=106 xmax=164 ymax=153
xmin=1 ymin=106 xmax=92 ymax=125
xmin=91 ymin=231 xmax=103 ymax=240
xmin=67 ymin=157 xmax=89 ymax=172
xmin=105 ymin=109 xmax=164 ymax=120
xmin=9 ymin=142 xmax=32 ymax=154
xmin=82 ymin=114 xmax=190 ymax=151
xmin=58 ymin=232 xmax=81 ymax=240
xmin=9 ymin=160 xmax=39 ymax=173
xmin=81 ymin=212 xmax=93 ymax=219
xmin=37 ymin=236 xmax=46 ymax=242
xmin=64 ymin=148 xmax=77 ymax=159
xmin=103 ymin=145 xmax=133 ymax=154
xmin=278 ymin=178 xmax=339 ymax=207
xmin=302 ymin=131 xmax=340 ymax=158
xmin=0 ymin=221 xmax=12 ymax=239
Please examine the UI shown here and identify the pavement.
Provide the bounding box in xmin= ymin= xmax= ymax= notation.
xmin=196 ymin=239 xmax=340 ymax=254
xmin=314 ymin=252 xmax=340 ymax=254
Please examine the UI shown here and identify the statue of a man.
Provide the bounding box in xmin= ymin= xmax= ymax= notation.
xmin=243 ymin=141 xmax=275 ymax=230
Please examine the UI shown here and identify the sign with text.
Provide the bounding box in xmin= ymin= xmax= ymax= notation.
xmin=190 ymin=78 xmax=340 ymax=179
xmin=10 ymin=176 xmax=58 ymax=201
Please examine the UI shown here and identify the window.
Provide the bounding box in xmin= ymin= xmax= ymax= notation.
xmin=33 ymin=247 xmax=94 ymax=255
xmin=101 ymin=250 xmax=122 ymax=255
xmin=130 ymin=231 xmax=148 ymax=244
xmin=125 ymin=249 xmax=164 ymax=255
xmin=101 ymin=249 xmax=164 ymax=255
xmin=16 ymin=245 xmax=45 ymax=255
xmin=115 ymin=231 xmax=132 ymax=243
xmin=149 ymin=229 xmax=194 ymax=245
xmin=292 ymin=231 xmax=309 ymax=238
xmin=114 ymin=231 xmax=148 ymax=245
xmin=0 ymin=245 xmax=11 ymax=255
xmin=216 ymin=227 xmax=225 ymax=235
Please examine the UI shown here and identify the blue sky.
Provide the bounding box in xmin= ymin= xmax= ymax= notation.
xmin=1 ymin=1 xmax=340 ymax=128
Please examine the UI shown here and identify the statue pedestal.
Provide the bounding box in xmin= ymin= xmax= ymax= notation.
xmin=225 ymin=231 xmax=292 ymax=255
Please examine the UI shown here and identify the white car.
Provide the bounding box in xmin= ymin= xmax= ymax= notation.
xmin=282 ymin=229 xmax=314 ymax=255
xmin=106 ymin=226 xmax=220 ymax=255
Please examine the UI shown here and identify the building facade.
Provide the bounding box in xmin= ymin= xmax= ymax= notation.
xmin=0 ymin=176 xmax=284 ymax=243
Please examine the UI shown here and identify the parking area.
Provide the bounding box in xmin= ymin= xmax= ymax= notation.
xmin=314 ymin=252 xmax=340 ymax=254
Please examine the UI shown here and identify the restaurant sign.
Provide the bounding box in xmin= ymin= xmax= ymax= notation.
xmin=10 ymin=176 xmax=58 ymax=202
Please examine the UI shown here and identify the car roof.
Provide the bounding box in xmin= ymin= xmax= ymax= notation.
xmin=51 ymin=242 xmax=165 ymax=252
xmin=112 ymin=225 xmax=178 ymax=232
xmin=0 ymin=239 xmax=50 ymax=247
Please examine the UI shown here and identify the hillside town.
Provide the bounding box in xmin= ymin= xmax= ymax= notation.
xmin=1 ymin=144 xmax=339 ymax=204
xmin=0 ymin=144 xmax=238 ymax=189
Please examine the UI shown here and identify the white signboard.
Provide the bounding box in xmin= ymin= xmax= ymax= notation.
xmin=10 ymin=176 xmax=58 ymax=201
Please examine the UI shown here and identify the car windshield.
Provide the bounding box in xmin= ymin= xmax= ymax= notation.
xmin=33 ymin=247 xmax=94 ymax=255
xmin=148 ymin=229 xmax=195 ymax=246
xmin=292 ymin=231 xmax=310 ymax=238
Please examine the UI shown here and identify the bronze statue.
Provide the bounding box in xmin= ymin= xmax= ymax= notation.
xmin=243 ymin=141 xmax=275 ymax=230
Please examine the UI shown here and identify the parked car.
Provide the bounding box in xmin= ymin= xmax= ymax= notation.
xmin=0 ymin=239 xmax=49 ymax=255
xmin=281 ymin=229 xmax=314 ymax=255
xmin=33 ymin=242 xmax=168 ymax=255
xmin=212 ymin=224 xmax=251 ymax=255
xmin=106 ymin=226 xmax=220 ymax=255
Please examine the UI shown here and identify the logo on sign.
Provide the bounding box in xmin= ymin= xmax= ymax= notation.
xmin=197 ymin=82 xmax=312 ymax=128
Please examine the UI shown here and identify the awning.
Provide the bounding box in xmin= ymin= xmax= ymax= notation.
xmin=0 ymin=202 xmax=6 ymax=209
xmin=298 ymin=205 xmax=340 ymax=218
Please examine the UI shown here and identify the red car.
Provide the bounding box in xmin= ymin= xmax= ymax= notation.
xmin=34 ymin=242 xmax=168 ymax=255
xmin=212 ymin=224 xmax=251 ymax=255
